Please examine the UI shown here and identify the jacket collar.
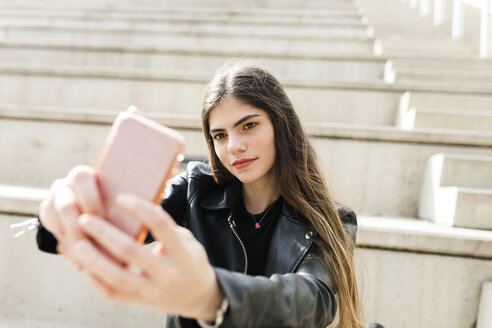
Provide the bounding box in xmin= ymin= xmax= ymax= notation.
xmin=201 ymin=180 xmax=316 ymax=275
xmin=200 ymin=178 xmax=241 ymax=210
xmin=200 ymin=178 xmax=298 ymax=219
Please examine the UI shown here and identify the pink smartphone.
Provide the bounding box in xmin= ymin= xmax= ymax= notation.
xmin=94 ymin=108 xmax=185 ymax=243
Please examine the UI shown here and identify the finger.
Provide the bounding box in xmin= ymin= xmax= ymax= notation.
xmin=69 ymin=165 xmax=105 ymax=217
xmin=115 ymin=194 xmax=182 ymax=255
xmin=46 ymin=180 xmax=84 ymax=269
xmin=53 ymin=181 xmax=83 ymax=241
xmin=73 ymin=239 xmax=149 ymax=294
xmin=127 ymin=105 xmax=141 ymax=115
xmin=39 ymin=196 xmax=64 ymax=240
xmin=78 ymin=214 xmax=168 ymax=278
xmin=41 ymin=200 xmax=80 ymax=272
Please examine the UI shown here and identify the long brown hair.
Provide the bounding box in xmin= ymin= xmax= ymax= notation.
xmin=201 ymin=62 xmax=363 ymax=328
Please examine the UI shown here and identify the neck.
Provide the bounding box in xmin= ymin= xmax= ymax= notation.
xmin=242 ymin=176 xmax=280 ymax=214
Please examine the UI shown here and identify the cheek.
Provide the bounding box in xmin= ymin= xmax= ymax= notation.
xmin=262 ymin=129 xmax=276 ymax=154
xmin=213 ymin=144 xmax=228 ymax=165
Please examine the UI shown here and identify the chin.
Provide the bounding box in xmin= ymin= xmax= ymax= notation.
xmin=229 ymin=170 xmax=255 ymax=183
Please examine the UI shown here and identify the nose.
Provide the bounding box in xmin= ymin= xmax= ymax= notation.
xmin=227 ymin=133 xmax=246 ymax=155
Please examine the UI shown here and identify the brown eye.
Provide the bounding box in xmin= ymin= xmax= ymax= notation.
xmin=213 ymin=133 xmax=226 ymax=141
xmin=244 ymin=122 xmax=257 ymax=130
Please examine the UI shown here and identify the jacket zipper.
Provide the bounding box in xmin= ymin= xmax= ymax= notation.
xmin=227 ymin=214 xmax=248 ymax=274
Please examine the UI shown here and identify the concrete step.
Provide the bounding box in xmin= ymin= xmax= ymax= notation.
xmin=0 ymin=9 xmax=364 ymax=27
xmin=0 ymin=0 xmax=357 ymax=9
xmin=0 ymin=12 xmax=364 ymax=29
xmin=361 ymin=7 xmax=481 ymax=43
xmin=477 ymin=282 xmax=492 ymax=328
xmin=399 ymin=91 xmax=492 ymax=111
xmin=358 ymin=215 xmax=492 ymax=258
xmin=388 ymin=68 xmax=492 ymax=84
xmin=0 ymin=185 xmax=48 ymax=216
xmin=4 ymin=63 xmax=492 ymax=132
xmin=385 ymin=58 xmax=492 ymax=83
xmin=374 ymin=38 xmax=479 ymax=58
xmin=0 ymin=2 xmax=359 ymax=19
xmin=0 ymin=26 xmax=374 ymax=56
xmin=0 ymin=64 xmax=402 ymax=126
xmin=2 ymin=106 xmax=492 ymax=217
xmin=453 ymin=188 xmax=492 ymax=230
xmin=411 ymin=108 xmax=492 ymax=132
xmin=439 ymin=154 xmax=492 ymax=189
xmin=396 ymin=91 xmax=492 ymax=131
xmin=0 ymin=108 xmax=207 ymax=188
xmin=397 ymin=98 xmax=492 ymax=132
xmin=0 ymin=317 xmax=88 ymax=328
xmin=32 ymin=5 xmax=358 ymax=18
xmin=386 ymin=57 xmax=492 ymax=72
xmin=0 ymin=18 xmax=369 ymax=39
xmin=0 ymin=40 xmax=385 ymax=81
xmin=2 ymin=63 xmax=492 ymax=129
xmin=419 ymin=153 xmax=492 ymax=229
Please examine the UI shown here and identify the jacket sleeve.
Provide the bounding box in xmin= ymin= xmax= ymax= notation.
xmin=159 ymin=171 xmax=188 ymax=226
xmin=213 ymin=251 xmax=337 ymax=328
xmin=36 ymin=218 xmax=59 ymax=254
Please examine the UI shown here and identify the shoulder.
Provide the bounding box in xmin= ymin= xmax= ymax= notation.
xmin=185 ymin=161 xmax=214 ymax=179
xmin=160 ymin=161 xmax=218 ymax=225
xmin=167 ymin=161 xmax=218 ymax=201
xmin=336 ymin=206 xmax=358 ymax=242
xmin=167 ymin=161 xmax=214 ymax=186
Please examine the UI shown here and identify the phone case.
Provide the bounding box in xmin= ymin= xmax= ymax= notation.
xmin=94 ymin=110 xmax=185 ymax=243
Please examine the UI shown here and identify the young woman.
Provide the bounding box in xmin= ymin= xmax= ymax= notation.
xmin=36 ymin=63 xmax=363 ymax=327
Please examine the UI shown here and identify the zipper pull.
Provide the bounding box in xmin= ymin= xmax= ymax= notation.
xmin=10 ymin=217 xmax=40 ymax=238
xmin=227 ymin=215 xmax=236 ymax=228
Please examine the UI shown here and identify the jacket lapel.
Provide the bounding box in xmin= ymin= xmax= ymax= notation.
xmin=263 ymin=200 xmax=315 ymax=276
xmin=200 ymin=180 xmax=315 ymax=276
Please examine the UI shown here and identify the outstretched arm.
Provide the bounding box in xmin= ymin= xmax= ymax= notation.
xmin=212 ymin=254 xmax=336 ymax=328
xmin=71 ymin=193 xmax=224 ymax=322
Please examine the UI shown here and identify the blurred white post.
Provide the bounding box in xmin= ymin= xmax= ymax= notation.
xmin=479 ymin=0 xmax=491 ymax=58
xmin=477 ymin=282 xmax=492 ymax=328
xmin=452 ymin=0 xmax=465 ymax=39
xmin=420 ymin=0 xmax=432 ymax=15
xmin=434 ymin=0 xmax=446 ymax=25
xmin=409 ymin=0 xmax=419 ymax=8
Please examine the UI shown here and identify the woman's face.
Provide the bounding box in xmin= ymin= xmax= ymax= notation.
xmin=208 ymin=97 xmax=277 ymax=186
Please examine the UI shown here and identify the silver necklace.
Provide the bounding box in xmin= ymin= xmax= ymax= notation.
xmin=251 ymin=205 xmax=272 ymax=229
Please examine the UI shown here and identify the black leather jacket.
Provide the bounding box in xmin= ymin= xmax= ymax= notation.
xmin=36 ymin=162 xmax=358 ymax=328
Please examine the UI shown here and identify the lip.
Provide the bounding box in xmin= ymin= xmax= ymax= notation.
xmin=232 ymin=158 xmax=256 ymax=169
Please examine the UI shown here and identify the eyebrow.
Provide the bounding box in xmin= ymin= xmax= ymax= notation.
xmin=210 ymin=114 xmax=260 ymax=133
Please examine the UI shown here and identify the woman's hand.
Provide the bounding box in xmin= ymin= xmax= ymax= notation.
xmin=39 ymin=165 xmax=105 ymax=269
xmin=72 ymin=194 xmax=224 ymax=322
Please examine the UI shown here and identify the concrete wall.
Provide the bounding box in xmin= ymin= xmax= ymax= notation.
xmin=358 ymin=248 xmax=492 ymax=328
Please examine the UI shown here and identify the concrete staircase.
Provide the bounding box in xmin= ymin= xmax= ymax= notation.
xmin=1 ymin=0 xmax=492 ymax=327
xmin=397 ymin=91 xmax=492 ymax=132
xmin=419 ymin=153 xmax=492 ymax=230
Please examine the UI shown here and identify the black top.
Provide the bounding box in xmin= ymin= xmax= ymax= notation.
xmin=233 ymin=195 xmax=283 ymax=276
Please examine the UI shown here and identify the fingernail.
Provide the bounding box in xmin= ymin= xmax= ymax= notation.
xmin=127 ymin=105 xmax=140 ymax=114
xmin=79 ymin=214 xmax=91 ymax=226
